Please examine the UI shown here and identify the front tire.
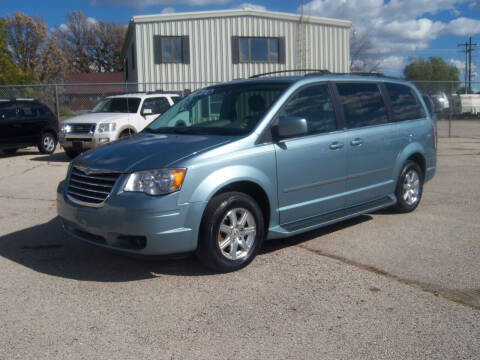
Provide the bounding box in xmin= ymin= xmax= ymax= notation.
xmin=197 ymin=192 xmax=265 ymax=272
xmin=38 ymin=132 xmax=57 ymax=154
xmin=119 ymin=129 xmax=134 ymax=138
xmin=393 ymin=160 xmax=424 ymax=213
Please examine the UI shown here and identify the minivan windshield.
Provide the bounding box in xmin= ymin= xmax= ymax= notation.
xmin=145 ymin=82 xmax=290 ymax=136
xmin=91 ymin=97 xmax=141 ymax=113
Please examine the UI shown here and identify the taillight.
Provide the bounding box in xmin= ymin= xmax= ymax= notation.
xmin=431 ymin=121 xmax=437 ymax=150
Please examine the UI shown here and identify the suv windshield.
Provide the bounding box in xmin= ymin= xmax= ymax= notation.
xmin=91 ymin=97 xmax=141 ymax=113
xmin=145 ymin=82 xmax=290 ymax=136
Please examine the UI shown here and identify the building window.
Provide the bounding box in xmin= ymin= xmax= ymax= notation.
xmin=232 ymin=36 xmax=285 ymax=64
xmin=154 ymin=35 xmax=190 ymax=64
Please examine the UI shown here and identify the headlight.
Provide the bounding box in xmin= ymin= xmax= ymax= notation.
xmin=98 ymin=123 xmax=116 ymax=133
xmin=124 ymin=168 xmax=186 ymax=195
xmin=61 ymin=124 xmax=71 ymax=133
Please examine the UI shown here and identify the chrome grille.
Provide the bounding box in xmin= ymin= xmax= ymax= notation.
xmin=67 ymin=166 xmax=121 ymax=206
xmin=68 ymin=123 xmax=96 ymax=133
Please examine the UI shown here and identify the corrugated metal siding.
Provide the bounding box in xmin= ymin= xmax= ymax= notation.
xmin=134 ymin=15 xmax=350 ymax=91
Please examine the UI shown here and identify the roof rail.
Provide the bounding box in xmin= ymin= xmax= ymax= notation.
xmin=249 ymin=69 xmax=331 ymax=78
xmin=12 ymin=98 xmax=37 ymax=101
xmin=349 ymin=71 xmax=386 ymax=77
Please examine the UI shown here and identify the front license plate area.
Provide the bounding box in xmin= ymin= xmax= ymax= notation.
xmin=73 ymin=141 xmax=83 ymax=152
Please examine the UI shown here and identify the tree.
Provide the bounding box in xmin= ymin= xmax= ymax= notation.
xmin=56 ymin=11 xmax=95 ymax=73
xmin=37 ymin=35 xmax=68 ymax=83
xmin=0 ymin=18 xmax=32 ymax=84
xmin=90 ymin=20 xmax=126 ymax=72
xmin=403 ymin=57 xmax=460 ymax=93
xmin=350 ymin=32 xmax=382 ymax=73
xmin=56 ymin=11 xmax=126 ymax=73
xmin=6 ymin=11 xmax=46 ymax=74
xmin=3 ymin=12 xmax=67 ymax=84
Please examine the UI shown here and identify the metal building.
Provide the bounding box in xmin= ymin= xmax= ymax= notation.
xmin=122 ymin=9 xmax=351 ymax=91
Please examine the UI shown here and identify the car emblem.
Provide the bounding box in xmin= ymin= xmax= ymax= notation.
xmin=75 ymin=165 xmax=104 ymax=175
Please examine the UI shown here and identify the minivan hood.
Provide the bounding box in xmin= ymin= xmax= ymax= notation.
xmin=73 ymin=132 xmax=234 ymax=173
xmin=63 ymin=112 xmax=130 ymax=124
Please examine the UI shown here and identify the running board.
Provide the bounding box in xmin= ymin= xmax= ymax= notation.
xmin=283 ymin=196 xmax=395 ymax=232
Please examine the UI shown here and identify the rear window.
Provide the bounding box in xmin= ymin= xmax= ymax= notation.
xmin=336 ymin=83 xmax=389 ymax=129
xmin=386 ymin=83 xmax=426 ymax=121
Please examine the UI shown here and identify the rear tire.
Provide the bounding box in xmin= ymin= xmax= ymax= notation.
xmin=38 ymin=132 xmax=57 ymax=154
xmin=2 ymin=148 xmax=18 ymax=155
xmin=197 ymin=192 xmax=265 ymax=272
xmin=393 ymin=160 xmax=424 ymax=213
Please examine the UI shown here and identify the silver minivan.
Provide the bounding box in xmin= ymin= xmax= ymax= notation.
xmin=57 ymin=74 xmax=437 ymax=272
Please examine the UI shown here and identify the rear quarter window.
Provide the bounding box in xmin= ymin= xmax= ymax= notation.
xmin=385 ymin=83 xmax=426 ymax=121
xmin=336 ymin=83 xmax=389 ymax=129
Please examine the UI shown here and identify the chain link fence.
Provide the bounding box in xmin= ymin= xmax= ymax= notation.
xmin=411 ymin=80 xmax=480 ymax=139
xmin=0 ymin=82 xmax=215 ymax=121
xmin=0 ymin=80 xmax=479 ymax=138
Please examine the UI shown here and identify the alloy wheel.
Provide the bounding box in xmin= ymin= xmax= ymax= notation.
xmin=217 ymin=208 xmax=256 ymax=260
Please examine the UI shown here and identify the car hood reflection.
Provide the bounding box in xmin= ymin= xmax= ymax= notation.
xmin=73 ymin=132 xmax=234 ymax=172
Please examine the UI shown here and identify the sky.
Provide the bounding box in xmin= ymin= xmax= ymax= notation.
xmin=1 ymin=0 xmax=480 ymax=81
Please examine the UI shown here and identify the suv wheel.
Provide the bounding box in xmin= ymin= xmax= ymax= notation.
xmin=393 ymin=160 xmax=424 ymax=213
xmin=119 ymin=129 xmax=134 ymax=138
xmin=197 ymin=192 xmax=265 ymax=272
xmin=38 ymin=132 xmax=57 ymax=154
xmin=3 ymin=148 xmax=18 ymax=155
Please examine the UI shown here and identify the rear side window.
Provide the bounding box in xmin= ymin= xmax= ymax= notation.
xmin=142 ymin=97 xmax=170 ymax=114
xmin=0 ymin=103 xmax=17 ymax=120
xmin=18 ymin=103 xmax=41 ymax=118
xmin=386 ymin=83 xmax=426 ymax=121
xmin=336 ymin=83 xmax=388 ymax=129
xmin=281 ymin=84 xmax=337 ymax=134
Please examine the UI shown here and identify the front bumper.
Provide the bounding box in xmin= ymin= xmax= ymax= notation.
xmin=56 ymin=180 xmax=205 ymax=255
xmin=59 ymin=132 xmax=115 ymax=151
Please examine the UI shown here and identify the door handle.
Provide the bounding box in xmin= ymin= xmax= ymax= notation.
xmin=350 ymin=138 xmax=363 ymax=146
xmin=329 ymin=142 xmax=344 ymax=150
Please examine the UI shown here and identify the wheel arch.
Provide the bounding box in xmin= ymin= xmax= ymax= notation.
xmin=208 ymin=181 xmax=271 ymax=235
xmin=117 ymin=126 xmax=137 ymax=138
xmin=406 ymin=153 xmax=426 ymax=177
xmin=394 ymin=143 xmax=426 ymax=182
xmin=41 ymin=127 xmax=58 ymax=141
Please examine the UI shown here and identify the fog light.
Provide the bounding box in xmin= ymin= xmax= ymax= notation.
xmin=99 ymin=138 xmax=110 ymax=143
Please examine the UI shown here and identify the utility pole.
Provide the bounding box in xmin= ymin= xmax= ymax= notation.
xmin=468 ymin=37 xmax=477 ymax=93
xmin=297 ymin=0 xmax=307 ymax=71
xmin=458 ymin=41 xmax=468 ymax=93
xmin=457 ymin=37 xmax=477 ymax=94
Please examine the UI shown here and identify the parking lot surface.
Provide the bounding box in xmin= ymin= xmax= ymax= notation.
xmin=0 ymin=136 xmax=479 ymax=359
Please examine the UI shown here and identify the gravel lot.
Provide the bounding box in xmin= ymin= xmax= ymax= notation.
xmin=0 ymin=136 xmax=479 ymax=359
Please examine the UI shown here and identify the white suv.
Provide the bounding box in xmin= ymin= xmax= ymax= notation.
xmin=59 ymin=93 xmax=180 ymax=158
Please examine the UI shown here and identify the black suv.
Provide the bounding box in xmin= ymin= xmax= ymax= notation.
xmin=0 ymin=99 xmax=58 ymax=155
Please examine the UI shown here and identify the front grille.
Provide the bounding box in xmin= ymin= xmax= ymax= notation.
xmin=67 ymin=166 xmax=121 ymax=206
xmin=68 ymin=123 xmax=96 ymax=133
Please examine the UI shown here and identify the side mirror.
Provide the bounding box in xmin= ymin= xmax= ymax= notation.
xmin=142 ymin=108 xmax=153 ymax=116
xmin=273 ymin=116 xmax=308 ymax=141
